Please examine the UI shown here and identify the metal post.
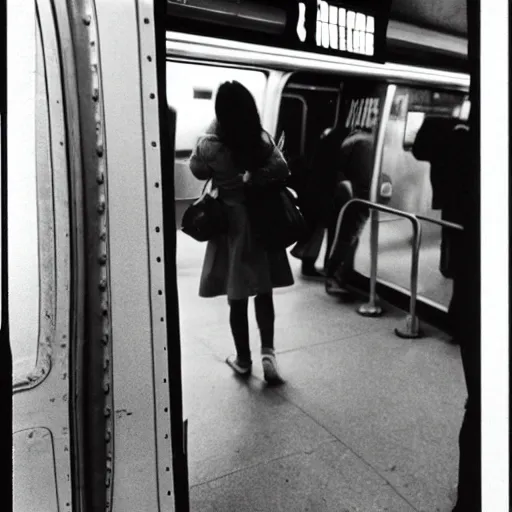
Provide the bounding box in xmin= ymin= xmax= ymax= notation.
xmin=395 ymin=216 xmax=423 ymax=339
xmin=330 ymin=198 xmax=427 ymax=338
xmin=358 ymin=208 xmax=382 ymax=316
xmin=368 ymin=85 xmax=397 ymax=204
xmin=358 ymin=84 xmax=396 ymax=317
xmin=415 ymin=214 xmax=464 ymax=232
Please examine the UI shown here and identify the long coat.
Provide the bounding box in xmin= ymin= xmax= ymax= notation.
xmin=189 ymin=121 xmax=294 ymax=301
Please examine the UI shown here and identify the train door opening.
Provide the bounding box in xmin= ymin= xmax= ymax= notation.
xmin=166 ymin=59 xmax=290 ymax=494
xmin=164 ymin=41 xmax=470 ymax=510
xmin=276 ymin=73 xmax=342 ymax=268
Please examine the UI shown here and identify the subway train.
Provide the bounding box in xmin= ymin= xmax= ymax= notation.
xmin=5 ymin=1 xmax=472 ymax=511
xmin=167 ymin=30 xmax=470 ymax=322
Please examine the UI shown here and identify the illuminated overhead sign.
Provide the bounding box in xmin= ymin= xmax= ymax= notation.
xmin=296 ymin=1 xmax=375 ymax=56
xmin=293 ymin=0 xmax=389 ymax=61
xmin=166 ymin=0 xmax=391 ymax=63
xmin=317 ymin=4 xmax=375 ymax=55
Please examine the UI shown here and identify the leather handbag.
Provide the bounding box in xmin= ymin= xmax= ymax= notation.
xmin=181 ymin=179 xmax=228 ymax=242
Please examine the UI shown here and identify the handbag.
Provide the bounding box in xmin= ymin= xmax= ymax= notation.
xmin=181 ymin=179 xmax=228 ymax=242
xmin=245 ymin=182 xmax=308 ymax=251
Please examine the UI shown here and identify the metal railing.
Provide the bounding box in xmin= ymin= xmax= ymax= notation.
xmin=328 ymin=198 xmax=424 ymax=338
xmin=415 ymin=213 xmax=464 ymax=232
xmin=328 ymin=198 xmax=464 ymax=338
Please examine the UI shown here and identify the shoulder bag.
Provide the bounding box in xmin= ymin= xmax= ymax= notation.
xmin=245 ymin=183 xmax=308 ymax=252
xmin=181 ymin=179 xmax=228 ymax=242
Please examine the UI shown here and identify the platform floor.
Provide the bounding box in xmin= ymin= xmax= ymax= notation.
xmin=176 ymin=230 xmax=466 ymax=512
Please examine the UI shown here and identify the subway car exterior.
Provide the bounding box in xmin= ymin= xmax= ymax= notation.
xmin=5 ymin=1 xmax=470 ymax=511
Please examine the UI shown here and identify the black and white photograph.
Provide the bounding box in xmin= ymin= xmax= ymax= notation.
xmin=1 ymin=1 xmax=508 ymax=511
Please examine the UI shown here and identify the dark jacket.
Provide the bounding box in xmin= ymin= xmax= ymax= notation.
xmin=412 ymin=116 xmax=459 ymax=210
xmin=336 ymin=129 xmax=374 ymax=200
xmin=437 ymin=123 xmax=471 ymax=227
xmin=298 ymin=127 xmax=342 ymax=225
xmin=294 ymin=128 xmax=375 ymax=225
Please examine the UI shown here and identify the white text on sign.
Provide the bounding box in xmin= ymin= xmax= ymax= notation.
xmin=296 ymin=1 xmax=375 ymax=56
xmin=345 ymin=98 xmax=380 ymax=130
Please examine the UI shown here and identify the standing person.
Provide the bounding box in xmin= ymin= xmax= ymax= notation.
xmin=324 ymin=127 xmax=374 ymax=293
xmin=414 ymin=117 xmax=480 ymax=509
xmin=290 ymin=126 xmax=341 ymax=279
xmin=189 ymin=81 xmax=294 ymax=384
xmin=442 ymin=123 xmax=480 ymax=512
xmin=412 ymin=116 xmax=459 ymax=279
xmin=412 ymin=117 xmax=469 ymax=338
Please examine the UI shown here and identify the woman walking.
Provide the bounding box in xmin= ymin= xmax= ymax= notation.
xmin=189 ymin=81 xmax=294 ymax=383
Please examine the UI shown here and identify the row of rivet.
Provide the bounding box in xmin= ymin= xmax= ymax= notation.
xmin=141 ymin=12 xmax=174 ymax=502
xmin=83 ymin=4 xmax=114 ymax=507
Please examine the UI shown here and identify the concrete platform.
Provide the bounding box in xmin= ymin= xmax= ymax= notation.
xmin=176 ymin=231 xmax=466 ymax=512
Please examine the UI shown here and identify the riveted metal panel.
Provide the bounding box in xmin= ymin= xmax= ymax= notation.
xmin=137 ymin=0 xmax=176 ymax=508
xmin=93 ymin=0 xmax=173 ymax=510
xmin=13 ymin=428 xmax=59 ymax=512
xmin=64 ymin=0 xmax=115 ymax=508
xmin=12 ymin=1 xmax=73 ymax=511
xmin=7 ymin=0 xmax=40 ymax=385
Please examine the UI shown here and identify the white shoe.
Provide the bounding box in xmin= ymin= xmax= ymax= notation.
xmin=226 ymin=355 xmax=252 ymax=376
xmin=262 ymin=353 xmax=284 ymax=384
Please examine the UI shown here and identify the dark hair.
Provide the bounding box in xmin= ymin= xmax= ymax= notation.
xmin=215 ymin=81 xmax=269 ymax=171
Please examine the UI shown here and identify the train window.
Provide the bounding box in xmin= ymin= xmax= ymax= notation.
xmin=301 ymin=88 xmax=339 ymax=155
xmin=5 ymin=6 xmax=39 ymax=378
xmin=382 ymin=86 xmax=465 ymax=212
xmin=401 ymin=89 xmax=466 ymax=152
xmin=276 ymin=94 xmax=307 ymax=160
xmin=361 ymin=84 xmax=467 ymax=308
xmin=166 ymin=61 xmax=267 ymax=154
xmin=281 ymin=76 xmax=340 ymax=159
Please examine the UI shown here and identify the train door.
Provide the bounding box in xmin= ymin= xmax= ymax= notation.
xmin=9 ymin=1 xmax=184 ymax=510
xmin=9 ymin=2 xmax=75 ymax=511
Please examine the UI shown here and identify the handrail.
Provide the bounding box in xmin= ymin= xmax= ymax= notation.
xmin=415 ymin=214 xmax=463 ymax=231
xmin=328 ymin=198 xmax=423 ymax=339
